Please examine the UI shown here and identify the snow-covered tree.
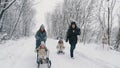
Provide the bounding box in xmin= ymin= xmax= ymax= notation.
xmin=0 ymin=0 xmax=35 ymax=42
xmin=46 ymin=0 xmax=119 ymax=51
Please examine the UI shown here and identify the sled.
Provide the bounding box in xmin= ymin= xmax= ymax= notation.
xmin=37 ymin=57 xmax=51 ymax=68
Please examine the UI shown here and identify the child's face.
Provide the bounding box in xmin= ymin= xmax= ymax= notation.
xmin=40 ymin=45 xmax=45 ymax=49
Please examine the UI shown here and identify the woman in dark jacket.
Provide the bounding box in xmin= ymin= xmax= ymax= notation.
xmin=35 ymin=24 xmax=47 ymax=49
xmin=66 ymin=22 xmax=81 ymax=59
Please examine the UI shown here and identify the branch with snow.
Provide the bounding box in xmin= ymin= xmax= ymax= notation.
xmin=3 ymin=0 xmax=16 ymax=11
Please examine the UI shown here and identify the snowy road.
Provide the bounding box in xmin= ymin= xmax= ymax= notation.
xmin=1 ymin=0 xmax=120 ymax=68
xmin=0 ymin=36 xmax=120 ymax=68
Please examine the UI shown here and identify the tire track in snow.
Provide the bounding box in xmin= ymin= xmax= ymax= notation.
xmin=74 ymin=51 xmax=119 ymax=68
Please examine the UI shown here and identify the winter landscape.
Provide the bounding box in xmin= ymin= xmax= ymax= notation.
xmin=0 ymin=0 xmax=120 ymax=68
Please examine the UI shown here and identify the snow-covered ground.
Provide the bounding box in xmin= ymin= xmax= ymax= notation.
xmin=1 ymin=0 xmax=120 ymax=68
xmin=0 ymin=36 xmax=120 ymax=68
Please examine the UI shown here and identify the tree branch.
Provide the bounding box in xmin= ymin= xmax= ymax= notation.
xmin=0 ymin=0 xmax=16 ymax=22
xmin=3 ymin=0 xmax=16 ymax=11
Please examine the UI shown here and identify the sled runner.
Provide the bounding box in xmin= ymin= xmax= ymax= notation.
xmin=37 ymin=58 xmax=51 ymax=68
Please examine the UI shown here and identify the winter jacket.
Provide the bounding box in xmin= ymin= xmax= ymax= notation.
xmin=56 ymin=44 xmax=65 ymax=51
xmin=35 ymin=30 xmax=47 ymax=49
xmin=37 ymin=47 xmax=49 ymax=59
xmin=66 ymin=22 xmax=81 ymax=44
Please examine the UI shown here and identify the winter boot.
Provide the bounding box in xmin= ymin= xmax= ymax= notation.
xmin=40 ymin=59 xmax=43 ymax=64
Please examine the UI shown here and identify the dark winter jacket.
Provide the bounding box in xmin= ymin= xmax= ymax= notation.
xmin=35 ymin=25 xmax=47 ymax=49
xmin=66 ymin=22 xmax=81 ymax=44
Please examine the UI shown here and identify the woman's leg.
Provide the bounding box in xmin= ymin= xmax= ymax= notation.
xmin=70 ymin=43 xmax=76 ymax=58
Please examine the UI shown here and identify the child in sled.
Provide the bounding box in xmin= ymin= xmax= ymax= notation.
xmin=36 ymin=42 xmax=51 ymax=68
xmin=56 ymin=39 xmax=65 ymax=54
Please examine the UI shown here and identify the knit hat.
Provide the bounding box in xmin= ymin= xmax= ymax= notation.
xmin=71 ymin=21 xmax=76 ymax=25
xmin=41 ymin=41 xmax=45 ymax=45
xmin=40 ymin=24 xmax=45 ymax=29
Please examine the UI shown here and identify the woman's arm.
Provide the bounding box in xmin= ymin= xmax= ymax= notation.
xmin=75 ymin=28 xmax=81 ymax=35
xmin=66 ymin=29 xmax=70 ymax=42
xmin=35 ymin=31 xmax=41 ymax=40
xmin=44 ymin=32 xmax=47 ymax=41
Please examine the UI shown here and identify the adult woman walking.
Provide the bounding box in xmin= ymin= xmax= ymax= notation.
xmin=66 ymin=22 xmax=81 ymax=59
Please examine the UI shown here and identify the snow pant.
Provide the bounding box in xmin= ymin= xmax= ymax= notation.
xmin=70 ymin=43 xmax=76 ymax=57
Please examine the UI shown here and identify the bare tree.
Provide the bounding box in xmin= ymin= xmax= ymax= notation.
xmin=107 ymin=0 xmax=116 ymax=46
xmin=114 ymin=12 xmax=120 ymax=51
xmin=46 ymin=0 xmax=118 ymax=51
xmin=97 ymin=0 xmax=116 ymax=48
xmin=0 ymin=0 xmax=34 ymax=42
xmin=0 ymin=0 xmax=16 ymax=32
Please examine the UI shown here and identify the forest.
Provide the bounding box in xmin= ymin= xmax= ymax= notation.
xmin=0 ymin=0 xmax=120 ymax=51
xmin=46 ymin=0 xmax=120 ymax=51
xmin=0 ymin=0 xmax=35 ymax=41
xmin=0 ymin=0 xmax=120 ymax=68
